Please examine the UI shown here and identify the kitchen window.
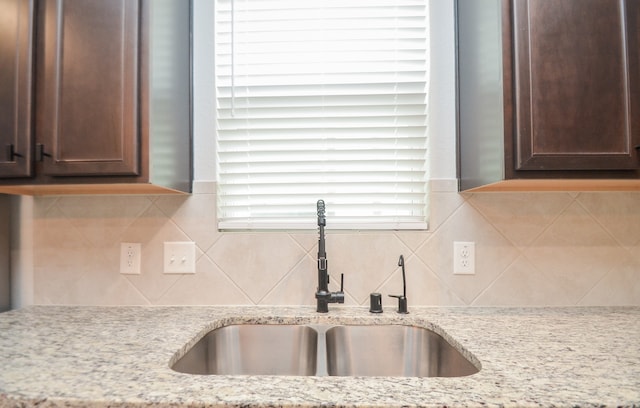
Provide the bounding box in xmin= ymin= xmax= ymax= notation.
xmin=215 ymin=0 xmax=429 ymax=230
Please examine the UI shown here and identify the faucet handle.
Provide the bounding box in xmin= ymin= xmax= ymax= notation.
xmin=388 ymin=294 xmax=408 ymax=314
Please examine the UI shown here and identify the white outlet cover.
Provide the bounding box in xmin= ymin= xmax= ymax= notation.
xmin=164 ymin=242 xmax=196 ymax=274
xmin=120 ymin=243 xmax=141 ymax=275
xmin=453 ymin=241 xmax=475 ymax=275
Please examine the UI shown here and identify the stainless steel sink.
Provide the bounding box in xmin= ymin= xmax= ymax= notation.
xmin=325 ymin=325 xmax=479 ymax=377
xmin=171 ymin=323 xmax=479 ymax=377
xmin=171 ymin=324 xmax=318 ymax=375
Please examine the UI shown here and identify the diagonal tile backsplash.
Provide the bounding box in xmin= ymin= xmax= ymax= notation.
xmin=522 ymin=201 xmax=630 ymax=304
xmin=30 ymin=185 xmax=640 ymax=307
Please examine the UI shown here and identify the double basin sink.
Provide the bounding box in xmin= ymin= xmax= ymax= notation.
xmin=171 ymin=323 xmax=480 ymax=378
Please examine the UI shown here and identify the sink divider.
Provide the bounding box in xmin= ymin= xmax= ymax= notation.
xmin=308 ymin=324 xmax=332 ymax=376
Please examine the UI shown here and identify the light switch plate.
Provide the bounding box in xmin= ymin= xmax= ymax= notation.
xmin=164 ymin=241 xmax=196 ymax=274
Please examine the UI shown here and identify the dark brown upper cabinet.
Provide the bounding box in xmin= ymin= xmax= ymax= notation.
xmin=458 ymin=0 xmax=640 ymax=191
xmin=0 ymin=0 xmax=34 ymax=178
xmin=36 ymin=0 xmax=140 ymax=177
xmin=0 ymin=0 xmax=192 ymax=195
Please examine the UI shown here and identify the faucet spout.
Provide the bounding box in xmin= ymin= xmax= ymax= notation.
xmin=315 ymin=200 xmax=344 ymax=313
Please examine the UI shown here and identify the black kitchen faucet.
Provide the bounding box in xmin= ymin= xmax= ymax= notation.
xmin=315 ymin=199 xmax=344 ymax=313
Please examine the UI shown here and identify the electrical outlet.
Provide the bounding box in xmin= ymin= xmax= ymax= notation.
xmin=453 ymin=241 xmax=475 ymax=275
xmin=120 ymin=243 xmax=141 ymax=275
xmin=164 ymin=242 xmax=196 ymax=274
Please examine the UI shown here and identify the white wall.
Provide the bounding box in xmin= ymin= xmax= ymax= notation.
xmin=425 ymin=0 xmax=458 ymax=183
xmin=10 ymin=195 xmax=33 ymax=309
xmin=192 ymin=0 xmax=217 ymax=182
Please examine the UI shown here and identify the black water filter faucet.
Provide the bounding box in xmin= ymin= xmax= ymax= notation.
xmin=389 ymin=254 xmax=408 ymax=314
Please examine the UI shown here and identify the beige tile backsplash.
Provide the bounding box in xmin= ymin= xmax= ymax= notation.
xmin=31 ymin=188 xmax=640 ymax=307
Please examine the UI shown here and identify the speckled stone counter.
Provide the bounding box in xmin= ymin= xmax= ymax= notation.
xmin=0 ymin=306 xmax=639 ymax=408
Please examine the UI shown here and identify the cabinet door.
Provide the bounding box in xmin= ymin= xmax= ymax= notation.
xmin=36 ymin=0 xmax=140 ymax=176
xmin=0 ymin=0 xmax=34 ymax=178
xmin=512 ymin=0 xmax=640 ymax=171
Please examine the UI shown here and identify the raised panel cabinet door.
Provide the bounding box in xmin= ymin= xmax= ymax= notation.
xmin=0 ymin=0 xmax=34 ymax=178
xmin=512 ymin=0 xmax=640 ymax=171
xmin=36 ymin=0 xmax=140 ymax=176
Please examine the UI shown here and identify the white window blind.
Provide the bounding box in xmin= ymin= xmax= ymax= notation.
xmin=215 ymin=0 xmax=429 ymax=230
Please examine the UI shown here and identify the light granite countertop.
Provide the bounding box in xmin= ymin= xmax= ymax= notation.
xmin=0 ymin=305 xmax=639 ymax=408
